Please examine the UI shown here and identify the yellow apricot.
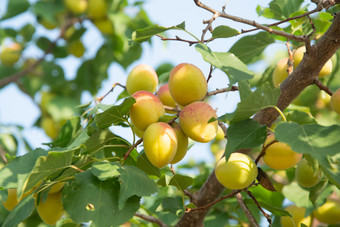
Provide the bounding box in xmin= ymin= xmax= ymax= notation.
xmin=126 ymin=64 xmax=158 ymax=95
xmin=215 ymin=125 xmax=225 ymax=141
xmin=37 ymin=192 xmax=64 ymax=225
xmin=93 ymin=18 xmax=114 ymax=35
xmin=263 ymin=134 xmax=302 ymax=170
xmin=143 ymin=122 xmax=178 ymax=168
xmin=87 ymin=0 xmax=108 ymax=19
xmin=130 ymin=91 xmax=165 ymax=131
xmin=280 ymin=205 xmax=311 ymax=227
xmin=168 ymin=63 xmax=207 ymax=106
xmin=179 ymin=101 xmax=218 ymax=143
xmin=67 ymin=40 xmax=85 ymax=58
xmin=49 ymin=182 xmax=65 ymax=194
xmin=215 ymin=153 xmax=258 ymax=190
xmin=272 ymin=57 xmax=289 ymax=87
xmin=313 ymin=198 xmax=340 ymax=224
xmin=331 ymin=88 xmax=340 ymax=114
xmin=293 ymin=46 xmax=333 ymax=78
xmin=0 ymin=43 xmax=21 ymax=66
xmin=2 ymin=188 xmax=18 ymax=211
xmin=41 ymin=116 xmax=60 ymax=139
xmin=64 ymin=0 xmax=87 ymax=14
xmin=295 ymin=159 xmax=322 ymax=188
xmin=156 ymin=83 xmax=177 ymax=113
xmin=170 ymin=122 xmax=189 ymax=164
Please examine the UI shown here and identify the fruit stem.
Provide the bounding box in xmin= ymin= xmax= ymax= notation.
xmin=270 ymin=105 xmax=287 ymax=122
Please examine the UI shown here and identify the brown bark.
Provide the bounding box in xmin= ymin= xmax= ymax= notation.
xmin=176 ymin=11 xmax=340 ymax=227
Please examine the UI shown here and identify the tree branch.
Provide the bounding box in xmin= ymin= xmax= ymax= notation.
xmin=235 ymin=192 xmax=259 ymax=227
xmin=135 ymin=213 xmax=168 ymax=227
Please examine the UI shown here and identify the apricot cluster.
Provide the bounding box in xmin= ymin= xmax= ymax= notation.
xmin=126 ymin=63 xmax=217 ymax=168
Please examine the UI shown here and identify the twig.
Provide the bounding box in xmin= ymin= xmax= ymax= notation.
xmin=164 ymin=105 xmax=181 ymax=112
xmin=313 ymin=78 xmax=334 ymax=96
xmin=286 ymin=41 xmax=294 ymax=75
xmin=307 ymin=15 xmax=316 ymax=39
xmin=201 ymin=13 xmax=219 ymax=43
xmin=222 ymin=0 xmax=229 ymax=13
xmin=188 ymin=190 xmax=240 ymax=211
xmin=245 ymin=189 xmax=271 ymax=225
xmin=96 ymin=83 xmax=126 ymax=103
xmin=255 ymin=139 xmax=277 ymax=164
xmin=205 ymin=86 xmax=238 ymax=97
xmin=156 ymin=34 xmax=203 ymax=46
xmin=184 ymin=190 xmax=197 ymax=204
xmin=193 ymin=0 xmax=309 ymax=42
xmin=206 ymin=65 xmax=214 ymax=83
xmin=235 ymin=193 xmax=259 ymax=227
xmin=0 ymin=18 xmax=81 ymax=88
xmin=123 ymin=138 xmax=143 ymax=160
xmin=135 ymin=213 xmax=168 ymax=227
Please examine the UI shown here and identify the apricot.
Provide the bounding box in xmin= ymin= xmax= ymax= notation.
xmin=293 ymin=46 xmax=333 ymax=78
xmin=0 ymin=43 xmax=21 ymax=66
xmin=170 ymin=122 xmax=189 ymax=164
xmin=67 ymin=40 xmax=85 ymax=58
xmin=126 ymin=64 xmax=158 ymax=95
xmin=130 ymin=91 xmax=165 ymax=131
xmin=215 ymin=125 xmax=225 ymax=141
xmin=313 ymin=198 xmax=340 ymax=224
xmin=330 ymin=88 xmax=340 ymax=114
xmin=263 ymin=134 xmax=302 ymax=170
xmin=41 ymin=116 xmax=60 ymax=139
xmin=295 ymin=159 xmax=322 ymax=188
xmin=64 ymin=0 xmax=87 ymax=14
xmin=143 ymin=122 xmax=178 ymax=168
xmin=168 ymin=63 xmax=207 ymax=106
xmin=2 ymin=188 xmax=18 ymax=211
xmin=179 ymin=101 xmax=218 ymax=143
xmin=156 ymin=83 xmax=177 ymax=113
xmin=272 ymin=57 xmax=289 ymax=87
xmin=37 ymin=191 xmax=65 ymax=225
xmin=87 ymin=0 xmax=108 ymax=19
xmin=215 ymin=153 xmax=258 ymax=190
xmin=39 ymin=18 xmax=58 ymax=30
xmin=93 ymin=18 xmax=114 ymax=35
xmin=49 ymin=182 xmax=65 ymax=194
xmin=280 ymin=205 xmax=311 ymax=227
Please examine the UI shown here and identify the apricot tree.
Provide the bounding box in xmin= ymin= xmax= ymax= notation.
xmin=1 ymin=0 xmax=340 ymax=226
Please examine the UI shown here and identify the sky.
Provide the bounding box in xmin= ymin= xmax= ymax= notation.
xmin=0 ymin=0 xmax=277 ymax=162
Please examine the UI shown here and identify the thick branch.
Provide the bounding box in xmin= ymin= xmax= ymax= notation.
xmin=176 ymin=10 xmax=340 ymax=227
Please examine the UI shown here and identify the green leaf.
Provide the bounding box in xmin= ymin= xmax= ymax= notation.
xmin=309 ymin=179 xmax=333 ymax=207
xmin=63 ymin=171 xmax=140 ymax=226
xmin=225 ymin=119 xmax=267 ymax=156
xmin=257 ymin=0 xmax=304 ymax=20
xmin=23 ymin=149 xmax=74 ymax=195
xmin=131 ymin=22 xmax=185 ymax=43
xmin=275 ymin=122 xmax=340 ymax=188
xmin=229 ymin=32 xmax=275 ymax=64
xmin=282 ymin=182 xmax=313 ymax=208
xmin=248 ymin=184 xmax=284 ymax=207
xmin=118 ymin=165 xmax=158 ymax=209
xmin=91 ymin=162 xmax=121 ymax=181
xmin=19 ymin=24 xmax=35 ymax=41
xmin=2 ymin=195 xmax=35 ymax=227
xmin=169 ymin=174 xmax=193 ymax=191
xmin=159 ymin=197 xmax=182 ymax=214
xmin=286 ymin=109 xmax=316 ymax=125
xmin=257 ymin=201 xmax=290 ymax=217
xmin=136 ymin=152 xmax=161 ymax=177
xmin=0 ymin=149 xmax=48 ymax=189
xmin=95 ymin=97 xmax=136 ymax=128
xmin=195 ymin=44 xmax=253 ymax=85
xmin=221 ymin=83 xmax=281 ymax=123
xmin=32 ymin=0 xmax=65 ymax=23
xmin=211 ymin=25 xmax=239 ymax=39
xmin=1 ymin=0 xmax=30 ymax=20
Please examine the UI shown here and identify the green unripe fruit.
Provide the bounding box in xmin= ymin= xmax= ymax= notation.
xmin=126 ymin=64 xmax=158 ymax=95
xmin=215 ymin=153 xmax=258 ymax=190
xmin=67 ymin=40 xmax=85 ymax=58
xmin=179 ymin=101 xmax=218 ymax=143
xmin=64 ymin=0 xmax=87 ymax=14
xmin=295 ymin=159 xmax=322 ymax=188
xmin=169 ymin=63 xmax=207 ymax=106
xmin=143 ymin=122 xmax=178 ymax=168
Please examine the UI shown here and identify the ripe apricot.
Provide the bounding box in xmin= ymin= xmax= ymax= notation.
xmin=49 ymin=182 xmax=65 ymax=194
xmin=215 ymin=153 xmax=258 ymax=190
xmin=170 ymin=122 xmax=189 ymax=164
xmin=87 ymin=0 xmax=108 ymax=19
xmin=0 ymin=43 xmax=21 ymax=66
xmin=294 ymin=46 xmax=333 ymax=78
xmin=313 ymin=198 xmax=340 ymax=224
xmin=272 ymin=57 xmax=289 ymax=87
xmin=130 ymin=91 xmax=165 ymax=131
xmin=280 ymin=205 xmax=311 ymax=227
xmin=143 ymin=122 xmax=178 ymax=168
xmin=295 ymin=159 xmax=322 ymax=188
xmin=41 ymin=116 xmax=60 ymax=139
xmin=156 ymin=83 xmax=177 ymax=112
xmin=64 ymin=0 xmax=87 ymax=14
xmin=179 ymin=101 xmax=217 ymax=143
xmin=93 ymin=18 xmax=114 ymax=35
xmin=168 ymin=63 xmax=207 ymax=106
xmin=126 ymin=64 xmax=158 ymax=95
xmin=330 ymin=88 xmax=340 ymax=114
xmin=263 ymin=134 xmax=302 ymax=170
xmin=37 ymin=192 xmax=64 ymax=225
